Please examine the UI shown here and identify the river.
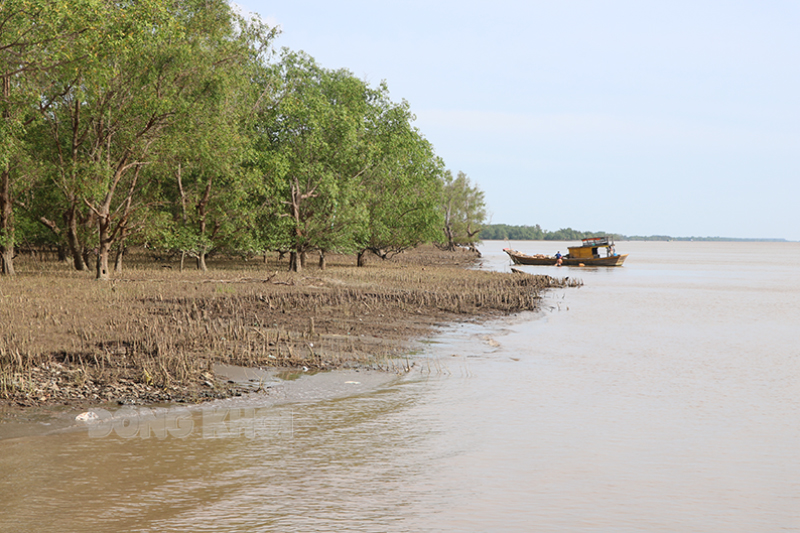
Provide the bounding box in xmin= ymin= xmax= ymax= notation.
xmin=1 ymin=240 xmax=798 ymax=532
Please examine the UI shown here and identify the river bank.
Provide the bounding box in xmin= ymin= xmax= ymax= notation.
xmin=0 ymin=246 xmax=579 ymax=411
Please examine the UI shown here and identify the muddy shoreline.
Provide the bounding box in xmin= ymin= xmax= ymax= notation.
xmin=0 ymin=246 xmax=580 ymax=414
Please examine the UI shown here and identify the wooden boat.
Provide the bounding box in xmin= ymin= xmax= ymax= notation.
xmin=504 ymin=236 xmax=628 ymax=267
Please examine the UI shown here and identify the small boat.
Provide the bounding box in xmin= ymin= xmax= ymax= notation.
xmin=504 ymin=236 xmax=628 ymax=267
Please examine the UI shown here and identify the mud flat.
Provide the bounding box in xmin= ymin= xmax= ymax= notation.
xmin=0 ymin=246 xmax=579 ymax=412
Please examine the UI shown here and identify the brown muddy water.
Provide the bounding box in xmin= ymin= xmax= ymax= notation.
xmin=1 ymin=241 xmax=798 ymax=532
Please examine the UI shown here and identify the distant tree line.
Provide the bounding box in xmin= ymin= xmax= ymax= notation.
xmin=479 ymin=225 xmax=620 ymax=241
xmin=624 ymin=236 xmax=787 ymax=242
xmin=0 ymin=0 xmax=487 ymax=278
xmin=479 ymin=225 xmax=786 ymax=242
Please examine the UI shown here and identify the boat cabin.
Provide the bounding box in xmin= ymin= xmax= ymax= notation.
xmin=567 ymin=236 xmax=617 ymax=260
xmin=505 ymin=235 xmax=626 ymax=266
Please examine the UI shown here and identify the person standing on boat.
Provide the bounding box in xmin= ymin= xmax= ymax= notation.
xmin=555 ymin=251 xmax=563 ymax=266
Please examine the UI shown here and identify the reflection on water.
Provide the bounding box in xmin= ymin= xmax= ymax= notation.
xmin=1 ymin=241 xmax=799 ymax=532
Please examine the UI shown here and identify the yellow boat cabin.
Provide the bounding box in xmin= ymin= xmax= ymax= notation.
xmin=568 ymin=237 xmax=614 ymax=260
xmin=563 ymin=237 xmax=627 ymax=265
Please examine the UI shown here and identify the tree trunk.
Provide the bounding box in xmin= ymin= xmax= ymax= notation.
xmin=444 ymin=223 xmax=456 ymax=251
xmin=197 ymin=250 xmax=207 ymax=271
xmin=57 ymin=245 xmax=69 ymax=263
xmin=289 ymin=251 xmax=301 ymax=273
xmin=96 ymin=250 xmax=110 ymax=280
xmin=114 ymin=246 xmax=125 ymax=273
xmin=66 ymin=206 xmax=88 ymax=271
xmin=0 ymin=167 xmax=14 ymax=276
xmin=195 ymin=176 xmax=212 ymax=273
xmin=96 ymin=244 xmax=111 ymax=280
xmin=96 ymin=217 xmax=112 ymax=280
xmin=180 ymin=251 xmax=186 ymax=272
xmin=319 ymin=251 xmax=326 ymax=270
xmin=82 ymin=247 xmax=91 ymax=270
xmin=0 ymin=76 xmax=14 ymax=276
xmin=0 ymin=248 xmax=12 ymax=276
xmin=442 ymin=201 xmax=456 ymax=251
xmin=357 ymin=250 xmax=366 ymax=267
xmin=288 ymin=177 xmax=308 ymax=274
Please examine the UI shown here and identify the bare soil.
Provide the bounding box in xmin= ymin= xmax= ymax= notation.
xmin=0 ymin=246 xmax=579 ymax=410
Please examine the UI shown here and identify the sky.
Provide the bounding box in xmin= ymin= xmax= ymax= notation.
xmin=235 ymin=0 xmax=799 ymax=240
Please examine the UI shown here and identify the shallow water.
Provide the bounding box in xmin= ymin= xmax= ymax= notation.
xmin=1 ymin=241 xmax=798 ymax=532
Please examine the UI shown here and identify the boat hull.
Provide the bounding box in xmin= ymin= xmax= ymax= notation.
xmin=504 ymin=249 xmax=628 ymax=267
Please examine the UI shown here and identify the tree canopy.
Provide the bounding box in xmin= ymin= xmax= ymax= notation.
xmin=440 ymin=171 xmax=487 ymax=251
xmin=1 ymin=0 xmax=486 ymax=278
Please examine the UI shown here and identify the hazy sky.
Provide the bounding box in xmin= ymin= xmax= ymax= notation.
xmin=235 ymin=1 xmax=799 ymax=240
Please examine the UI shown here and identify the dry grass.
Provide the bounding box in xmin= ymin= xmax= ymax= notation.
xmin=0 ymin=246 xmax=580 ymax=405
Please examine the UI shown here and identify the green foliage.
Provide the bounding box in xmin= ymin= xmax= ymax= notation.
xmin=542 ymin=228 xmax=610 ymax=241
xmin=253 ymin=51 xmax=388 ymax=268
xmin=479 ymin=224 xmax=618 ymax=241
xmin=359 ymin=89 xmax=444 ymax=258
xmin=6 ymin=0 xmax=279 ymax=276
xmin=480 ymin=225 xmax=787 ymax=242
xmin=147 ymin=5 xmax=277 ymax=267
xmin=4 ymin=1 xmax=472 ymax=276
xmin=1 ymin=0 xmax=109 ymax=273
xmin=440 ymin=170 xmax=487 ymax=250
xmin=479 ymin=224 xmax=546 ymax=240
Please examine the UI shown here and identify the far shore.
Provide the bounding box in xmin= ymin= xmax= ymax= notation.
xmin=0 ymin=246 xmax=580 ymax=413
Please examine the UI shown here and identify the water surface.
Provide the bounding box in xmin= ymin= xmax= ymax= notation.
xmin=1 ymin=241 xmax=798 ymax=532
